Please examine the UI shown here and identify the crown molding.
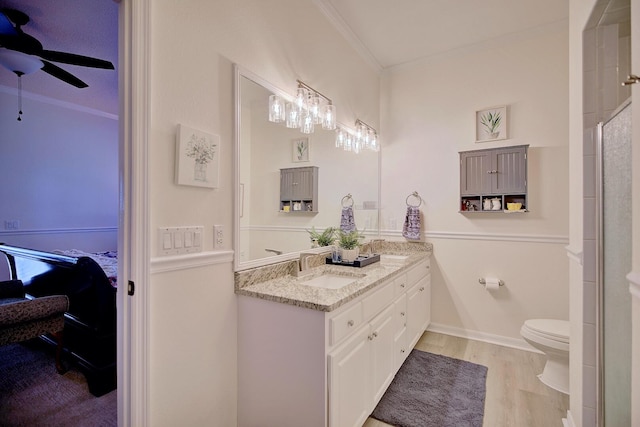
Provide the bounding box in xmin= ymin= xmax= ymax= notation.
xmin=311 ymin=0 xmax=383 ymax=74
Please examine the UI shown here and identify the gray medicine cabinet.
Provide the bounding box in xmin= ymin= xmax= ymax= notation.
xmin=459 ymin=144 xmax=528 ymax=213
xmin=280 ymin=166 xmax=319 ymax=213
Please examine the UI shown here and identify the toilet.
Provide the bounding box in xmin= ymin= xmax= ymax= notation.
xmin=520 ymin=319 xmax=570 ymax=395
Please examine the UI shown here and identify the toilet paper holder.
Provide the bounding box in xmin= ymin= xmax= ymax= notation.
xmin=478 ymin=278 xmax=504 ymax=286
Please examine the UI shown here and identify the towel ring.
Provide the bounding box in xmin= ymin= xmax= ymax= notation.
xmin=406 ymin=191 xmax=422 ymax=207
xmin=341 ymin=194 xmax=354 ymax=208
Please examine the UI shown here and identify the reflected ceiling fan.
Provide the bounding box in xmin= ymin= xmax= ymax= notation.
xmin=0 ymin=7 xmax=114 ymax=120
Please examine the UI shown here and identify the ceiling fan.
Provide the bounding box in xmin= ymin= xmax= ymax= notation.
xmin=0 ymin=7 xmax=114 ymax=120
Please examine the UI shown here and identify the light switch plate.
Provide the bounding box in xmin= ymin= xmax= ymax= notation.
xmin=158 ymin=226 xmax=204 ymax=255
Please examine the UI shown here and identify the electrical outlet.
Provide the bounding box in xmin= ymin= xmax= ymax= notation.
xmin=4 ymin=220 xmax=20 ymax=230
xmin=214 ymin=225 xmax=224 ymax=248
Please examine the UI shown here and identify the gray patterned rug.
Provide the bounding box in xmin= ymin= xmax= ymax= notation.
xmin=371 ymin=349 xmax=487 ymax=427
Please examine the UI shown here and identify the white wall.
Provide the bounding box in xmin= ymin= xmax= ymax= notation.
xmin=0 ymin=90 xmax=118 ymax=260
xmin=148 ymin=1 xmax=380 ymax=425
xmin=380 ymin=23 xmax=570 ymax=343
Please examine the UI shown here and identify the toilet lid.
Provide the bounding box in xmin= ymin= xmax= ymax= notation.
xmin=524 ymin=319 xmax=569 ymax=343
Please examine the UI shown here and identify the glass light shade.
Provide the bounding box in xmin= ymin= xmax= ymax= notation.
xmin=300 ymin=109 xmax=315 ymax=134
xmin=353 ymin=139 xmax=362 ymax=154
xmin=335 ymin=127 xmax=345 ymax=147
xmin=309 ymin=93 xmax=324 ymax=124
xmin=268 ymin=94 xmax=285 ymax=123
xmin=285 ymin=102 xmax=301 ymax=128
xmin=322 ymin=104 xmax=336 ymax=130
xmin=295 ymin=87 xmax=309 ymax=111
xmin=363 ymin=128 xmax=372 ymax=149
xmin=370 ymin=132 xmax=379 ymax=151
xmin=344 ymin=134 xmax=353 ymax=152
xmin=0 ymin=49 xmax=43 ymax=75
xmin=355 ymin=123 xmax=365 ymax=143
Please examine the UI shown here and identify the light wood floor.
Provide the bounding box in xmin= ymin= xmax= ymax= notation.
xmin=363 ymin=331 xmax=569 ymax=427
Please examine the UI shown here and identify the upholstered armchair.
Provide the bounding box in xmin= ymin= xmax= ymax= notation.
xmin=0 ymin=279 xmax=69 ymax=373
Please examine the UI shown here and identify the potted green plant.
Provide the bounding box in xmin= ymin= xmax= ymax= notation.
xmin=337 ymin=229 xmax=364 ymax=263
xmin=307 ymin=227 xmax=336 ymax=247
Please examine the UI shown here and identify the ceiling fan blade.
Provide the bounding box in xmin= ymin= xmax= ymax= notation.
xmin=0 ymin=11 xmax=17 ymax=36
xmin=40 ymin=50 xmax=114 ymax=69
xmin=41 ymin=60 xmax=88 ymax=88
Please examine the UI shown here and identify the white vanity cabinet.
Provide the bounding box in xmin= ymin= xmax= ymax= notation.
xmin=237 ymin=257 xmax=431 ymax=427
xmin=328 ymin=303 xmax=396 ymax=427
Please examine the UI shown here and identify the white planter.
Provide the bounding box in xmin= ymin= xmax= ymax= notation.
xmin=341 ymin=248 xmax=359 ymax=263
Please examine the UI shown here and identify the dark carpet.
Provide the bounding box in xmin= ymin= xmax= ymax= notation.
xmin=371 ymin=349 xmax=487 ymax=427
xmin=0 ymin=340 xmax=116 ymax=427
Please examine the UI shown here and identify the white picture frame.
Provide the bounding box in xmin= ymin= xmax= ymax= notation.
xmin=475 ymin=105 xmax=508 ymax=142
xmin=175 ymin=124 xmax=220 ymax=188
xmin=292 ymin=138 xmax=310 ymax=162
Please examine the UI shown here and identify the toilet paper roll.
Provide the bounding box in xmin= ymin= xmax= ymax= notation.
xmin=484 ymin=277 xmax=500 ymax=290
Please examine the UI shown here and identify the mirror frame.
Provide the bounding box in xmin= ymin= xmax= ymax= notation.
xmin=233 ymin=64 xmax=381 ymax=271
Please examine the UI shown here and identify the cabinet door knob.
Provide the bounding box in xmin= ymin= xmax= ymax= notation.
xmin=400 ymin=283 xmax=405 ymax=288
xmin=419 ymin=287 xmax=425 ymax=291
xmin=400 ymin=312 xmax=405 ymax=317
xmin=622 ymin=74 xmax=639 ymax=86
xmin=347 ymin=320 xmax=354 ymax=327
xmin=487 ymin=170 xmax=498 ymax=174
xmin=368 ymin=334 xmax=373 ymax=341
xmin=372 ymin=332 xmax=378 ymax=338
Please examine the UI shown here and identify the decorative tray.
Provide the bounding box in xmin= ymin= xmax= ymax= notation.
xmin=325 ymin=253 xmax=380 ymax=268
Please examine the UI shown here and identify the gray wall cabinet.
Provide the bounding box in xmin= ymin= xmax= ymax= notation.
xmin=280 ymin=166 xmax=318 ymax=212
xmin=459 ymin=145 xmax=528 ymax=213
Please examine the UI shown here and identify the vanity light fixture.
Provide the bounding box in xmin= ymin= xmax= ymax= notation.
xmin=335 ymin=119 xmax=379 ymax=153
xmin=268 ymin=79 xmax=337 ymax=134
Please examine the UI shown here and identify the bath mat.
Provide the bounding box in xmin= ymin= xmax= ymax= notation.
xmin=371 ymin=349 xmax=487 ymax=427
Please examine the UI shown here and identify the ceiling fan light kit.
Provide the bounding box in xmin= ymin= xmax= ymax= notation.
xmin=0 ymin=7 xmax=115 ymax=120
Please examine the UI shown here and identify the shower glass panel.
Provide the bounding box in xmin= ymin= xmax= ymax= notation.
xmin=598 ymin=101 xmax=632 ymax=426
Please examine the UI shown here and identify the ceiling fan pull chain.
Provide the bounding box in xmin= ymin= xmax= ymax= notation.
xmin=16 ymin=73 xmax=23 ymax=121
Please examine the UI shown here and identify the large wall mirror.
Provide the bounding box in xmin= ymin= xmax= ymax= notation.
xmin=234 ymin=65 xmax=380 ymax=271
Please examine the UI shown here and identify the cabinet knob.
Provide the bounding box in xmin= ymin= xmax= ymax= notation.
xmin=347 ymin=320 xmax=354 ymax=327
xmin=400 ymin=312 xmax=405 ymax=317
xmin=622 ymin=74 xmax=639 ymax=86
xmin=487 ymin=170 xmax=498 ymax=174
xmin=372 ymin=332 xmax=378 ymax=338
xmin=368 ymin=335 xmax=373 ymax=341
xmin=400 ymin=283 xmax=405 ymax=288
xmin=401 ymin=349 xmax=405 ymax=353
xmin=419 ymin=287 xmax=425 ymax=291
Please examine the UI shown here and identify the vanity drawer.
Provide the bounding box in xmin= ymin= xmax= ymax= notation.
xmin=407 ymin=259 xmax=430 ymax=285
xmin=362 ymin=281 xmax=395 ymax=321
xmin=330 ymin=302 xmax=363 ymax=346
xmin=394 ymin=273 xmax=408 ymax=296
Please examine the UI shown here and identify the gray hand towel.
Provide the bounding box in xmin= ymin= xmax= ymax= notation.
xmin=402 ymin=206 xmax=421 ymax=240
xmin=340 ymin=207 xmax=356 ymax=233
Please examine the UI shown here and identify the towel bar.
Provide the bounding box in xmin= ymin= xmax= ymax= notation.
xmin=341 ymin=194 xmax=354 ymax=207
xmin=406 ymin=191 xmax=423 ymax=207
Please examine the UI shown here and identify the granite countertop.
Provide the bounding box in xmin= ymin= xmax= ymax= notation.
xmin=235 ymin=247 xmax=431 ymax=312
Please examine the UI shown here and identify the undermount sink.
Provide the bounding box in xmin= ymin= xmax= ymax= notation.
xmin=299 ymin=274 xmax=363 ymax=290
xmin=379 ymin=254 xmax=409 ymax=263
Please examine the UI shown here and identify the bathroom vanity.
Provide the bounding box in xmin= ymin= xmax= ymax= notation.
xmin=236 ymin=245 xmax=432 ymax=427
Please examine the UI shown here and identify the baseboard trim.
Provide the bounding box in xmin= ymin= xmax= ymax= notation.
xmin=150 ymin=250 xmax=234 ymax=273
xmin=426 ymin=322 xmax=541 ymax=353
